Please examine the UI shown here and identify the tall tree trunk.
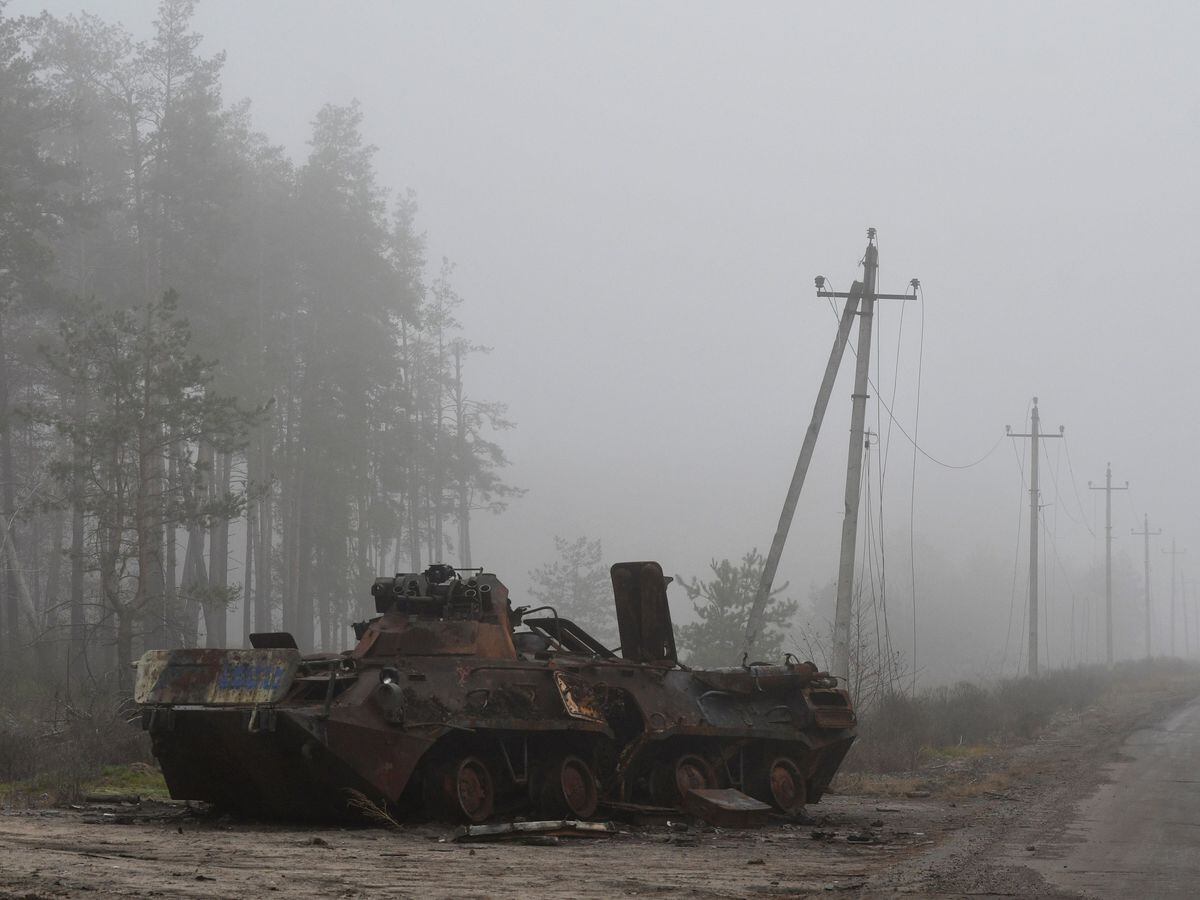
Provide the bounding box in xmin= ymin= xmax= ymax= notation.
xmin=202 ymin=444 xmax=230 ymax=647
xmin=356 ymin=494 xmax=371 ymax=619
xmin=99 ymin=442 xmax=124 ymax=687
xmin=69 ymin=387 xmax=86 ymax=673
xmin=180 ymin=522 xmax=207 ymax=647
xmin=293 ymin=455 xmax=312 ymax=649
xmin=210 ymin=449 xmax=232 ymax=647
xmin=115 ymin=606 xmax=133 ymax=693
xmin=255 ymin=424 xmax=273 ymax=633
xmin=186 ymin=440 xmax=213 ymax=646
xmin=243 ymin=448 xmax=255 ymax=647
xmin=0 ymin=310 xmax=21 ymax=660
xmin=280 ymin=395 xmax=298 ymax=637
xmin=3 ymin=523 xmax=39 ymax=642
xmin=163 ymin=432 xmax=179 ymax=646
xmin=135 ymin=308 xmax=167 ymax=659
xmin=44 ymin=510 xmax=65 ymax=672
xmin=454 ymin=344 xmax=471 ymax=568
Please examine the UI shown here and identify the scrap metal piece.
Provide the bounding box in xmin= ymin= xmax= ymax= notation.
xmin=682 ymin=788 xmax=772 ymax=828
xmin=454 ymin=820 xmax=617 ymax=842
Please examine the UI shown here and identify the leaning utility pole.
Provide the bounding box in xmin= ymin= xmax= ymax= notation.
xmin=745 ymin=228 xmax=917 ymax=689
xmin=744 ymin=281 xmax=863 ymax=661
xmin=1163 ymin=540 xmax=1185 ymax=657
xmin=1088 ymin=463 xmax=1128 ymax=667
xmin=1007 ymin=398 xmax=1063 ymax=677
xmin=1132 ymin=514 xmax=1162 ymax=658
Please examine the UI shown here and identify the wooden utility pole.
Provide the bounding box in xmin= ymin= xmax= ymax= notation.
xmin=1007 ymin=398 xmax=1063 ymax=677
xmin=1163 ymin=540 xmax=1185 ymax=657
xmin=1132 ymin=514 xmax=1162 ymax=658
xmin=1088 ymin=463 xmax=1128 ymax=667
xmin=744 ymin=282 xmax=861 ymax=661
xmin=830 ymin=235 xmax=880 ymax=686
xmin=745 ymin=227 xmax=917 ymax=679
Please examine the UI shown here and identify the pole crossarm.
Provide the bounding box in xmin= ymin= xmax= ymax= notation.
xmin=817 ymin=290 xmax=916 ymax=301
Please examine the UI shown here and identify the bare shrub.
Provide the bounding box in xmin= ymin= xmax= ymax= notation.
xmin=846 ymin=690 xmax=927 ymax=772
xmin=0 ymin=675 xmax=151 ymax=804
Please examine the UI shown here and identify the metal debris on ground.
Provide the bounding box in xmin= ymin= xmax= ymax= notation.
xmin=603 ymin=801 xmax=679 ymax=826
xmin=81 ymin=793 xmax=141 ymax=805
xmin=846 ymin=831 xmax=878 ymax=843
xmin=453 ymin=820 xmax=617 ymax=842
xmin=682 ymin=788 xmax=771 ymax=828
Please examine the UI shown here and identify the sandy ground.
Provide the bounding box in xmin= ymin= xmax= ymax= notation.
xmin=2 ymin=675 xmax=1196 ymax=899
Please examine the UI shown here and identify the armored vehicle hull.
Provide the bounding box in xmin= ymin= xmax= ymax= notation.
xmin=137 ymin=562 xmax=855 ymax=822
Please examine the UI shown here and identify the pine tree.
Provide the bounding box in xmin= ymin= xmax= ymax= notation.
xmin=529 ymin=537 xmax=617 ymax=646
xmin=676 ymin=551 xmax=799 ymax=668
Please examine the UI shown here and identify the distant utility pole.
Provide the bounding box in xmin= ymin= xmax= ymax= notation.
xmin=1088 ymin=463 xmax=1128 ymax=668
xmin=745 ymin=228 xmax=917 ymax=690
xmin=1132 ymin=514 xmax=1162 ymax=658
xmin=1185 ymin=574 xmax=1195 ymax=658
xmin=1182 ymin=569 xmax=1191 ymax=658
xmin=1007 ymin=398 xmax=1063 ymax=677
xmin=1163 ymin=540 xmax=1186 ymax=657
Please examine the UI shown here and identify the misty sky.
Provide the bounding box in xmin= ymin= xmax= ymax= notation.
xmin=14 ymin=0 xmax=1200 ymax=680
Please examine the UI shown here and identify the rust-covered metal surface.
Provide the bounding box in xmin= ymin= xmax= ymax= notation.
xmin=134 ymin=648 xmax=300 ymax=705
xmin=136 ymin=562 xmax=855 ymax=823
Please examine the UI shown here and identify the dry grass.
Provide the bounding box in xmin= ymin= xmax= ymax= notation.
xmin=831 ymin=773 xmax=924 ymax=798
xmin=921 ymin=743 xmax=991 ymax=761
xmin=842 ymin=658 xmax=1200 ymax=776
xmin=346 ymin=788 xmax=403 ymax=829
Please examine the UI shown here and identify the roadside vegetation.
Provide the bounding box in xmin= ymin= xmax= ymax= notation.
xmin=838 ymin=657 xmax=1200 ymax=783
xmin=0 ymin=677 xmax=151 ymax=807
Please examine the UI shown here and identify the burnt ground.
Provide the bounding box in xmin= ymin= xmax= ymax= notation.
xmin=1 ymin=673 xmax=1196 ymax=900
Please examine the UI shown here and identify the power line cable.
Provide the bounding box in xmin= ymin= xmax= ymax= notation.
xmin=1061 ymin=436 xmax=1095 ymax=537
xmin=823 ymin=288 xmax=1005 ymax=471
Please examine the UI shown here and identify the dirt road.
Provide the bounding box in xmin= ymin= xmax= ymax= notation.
xmin=1028 ymin=695 xmax=1200 ymax=898
xmin=1 ymin=676 xmax=1196 ymax=899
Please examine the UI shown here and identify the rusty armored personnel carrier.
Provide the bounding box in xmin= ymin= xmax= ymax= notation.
xmin=135 ymin=562 xmax=855 ymax=822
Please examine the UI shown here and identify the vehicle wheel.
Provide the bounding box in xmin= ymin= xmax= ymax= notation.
xmin=445 ymin=755 xmax=495 ymax=823
xmin=650 ymin=753 xmax=718 ymax=806
xmin=537 ymin=754 xmax=599 ymax=819
xmin=757 ymin=756 xmax=806 ymax=814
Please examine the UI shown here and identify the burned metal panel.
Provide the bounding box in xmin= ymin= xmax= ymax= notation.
xmin=355 ymin=619 xmax=517 ymax=660
xmin=134 ymin=648 xmax=300 ymax=706
xmin=249 ymin=631 xmax=299 ymax=649
xmin=682 ymin=788 xmax=771 ymax=827
xmin=554 ymin=671 xmax=607 ymax=724
xmin=610 ymin=561 xmax=677 ymax=664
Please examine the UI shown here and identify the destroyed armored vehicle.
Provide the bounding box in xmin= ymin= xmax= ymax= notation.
xmin=135 ymin=562 xmax=855 ymax=822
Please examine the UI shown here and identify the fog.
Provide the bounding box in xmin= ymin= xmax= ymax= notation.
xmin=10 ymin=0 xmax=1199 ymax=685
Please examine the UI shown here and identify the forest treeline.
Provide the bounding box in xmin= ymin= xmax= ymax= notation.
xmin=0 ymin=0 xmax=520 ymax=688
